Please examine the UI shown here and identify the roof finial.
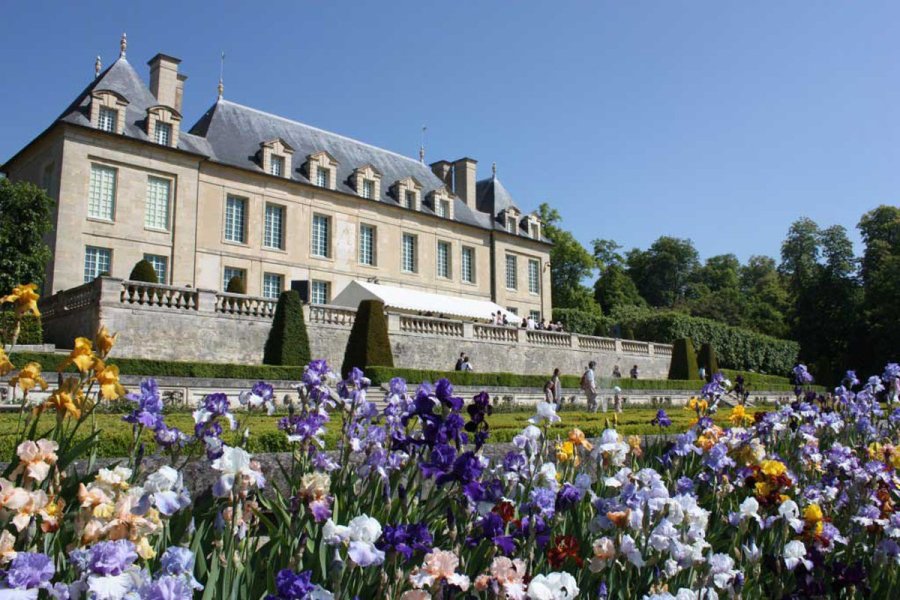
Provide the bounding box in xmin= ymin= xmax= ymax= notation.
xmin=492 ymin=162 xmax=497 ymax=178
xmin=119 ymin=33 xmax=127 ymax=58
xmin=218 ymin=51 xmax=225 ymax=99
xmin=95 ymin=55 xmax=102 ymax=78
xmin=419 ymin=125 xmax=427 ymax=163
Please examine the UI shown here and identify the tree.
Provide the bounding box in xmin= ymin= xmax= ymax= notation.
xmin=857 ymin=206 xmax=900 ymax=373
xmin=593 ymin=264 xmax=645 ymax=315
xmin=668 ymin=338 xmax=699 ymax=380
xmin=537 ymin=203 xmax=601 ymax=314
xmin=626 ymin=236 xmax=700 ymax=308
xmin=341 ymin=300 xmax=394 ymax=377
xmin=0 ymin=179 xmax=55 ymax=295
xmin=264 ymin=290 xmax=311 ymax=365
xmin=591 ymin=238 xmax=624 ymax=270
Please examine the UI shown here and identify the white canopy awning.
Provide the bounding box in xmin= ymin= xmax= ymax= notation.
xmin=331 ymin=280 xmax=523 ymax=324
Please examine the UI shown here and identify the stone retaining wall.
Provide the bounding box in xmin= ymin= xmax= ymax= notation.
xmin=38 ymin=278 xmax=673 ymax=378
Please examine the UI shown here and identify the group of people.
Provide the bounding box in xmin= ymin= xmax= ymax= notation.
xmin=488 ymin=311 xmax=566 ymax=332
xmin=541 ymin=362 xmax=632 ymax=413
xmin=611 ymin=364 xmax=640 ymax=379
xmin=453 ymin=353 xmax=474 ymax=372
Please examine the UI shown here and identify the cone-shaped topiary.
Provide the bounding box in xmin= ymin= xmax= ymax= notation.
xmin=226 ymin=275 xmax=246 ymax=294
xmin=264 ymin=290 xmax=311 ymax=366
xmin=697 ymin=342 xmax=719 ymax=381
xmin=341 ymin=299 xmax=394 ymax=378
xmin=668 ymin=337 xmax=699 ymax=380
xmin=129 ymin=260 xmax=158 ymax=284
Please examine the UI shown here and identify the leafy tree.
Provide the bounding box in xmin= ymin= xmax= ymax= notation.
xmin=591 ymin=238 xmax=624 ymax=270
xmin=593 ymin=264 xmax=645 ymax=315
xmin=626 ymin=236 xmax=700 ymax=308
xmin=0 ymin=179 xmax=54 ymax=295
xmin=537 ymin=203 xmax=601 ymax=314
xmin=857 ymin=206 xmax=900 ymax=373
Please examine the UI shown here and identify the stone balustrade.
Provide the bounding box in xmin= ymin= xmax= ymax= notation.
xmin=215 ymin=292 xmax=277 ymax=318
xmin=398 ymin=315 xmax=465 ymax=337
xmin=308 ymin=304 xmax=356 ymax=327
xmin=121 ymin=281 xmax=200 ymax=310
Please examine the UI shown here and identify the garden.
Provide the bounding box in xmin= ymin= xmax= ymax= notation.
xmin=0 ymin=283 xmax=899 ymax=599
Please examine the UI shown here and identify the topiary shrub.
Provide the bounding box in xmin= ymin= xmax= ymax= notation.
xmin=264 ymin=290 xmax=311 ymax=366
xmin=0 ymin=311 xmax=42 ymax=345
xmin=697 ymin=342 xmax=719 ymax=381
xmin=226 ymin=276 xmax=246 ymax=294
xmin=129 ymin=260 xmax=159 ymax=284
xmin=668 ymin=337 xmax=699 ymax=380
xmin=341 ymin=299 xmax=394 ymax=378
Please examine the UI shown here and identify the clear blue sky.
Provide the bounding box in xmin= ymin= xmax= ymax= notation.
xmin=2 ymin=1 xmax=897 ymax=263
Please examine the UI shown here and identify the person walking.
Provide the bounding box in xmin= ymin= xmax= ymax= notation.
xmin=613 ymin=386 xmax=623 ymax=413
xmin=454 ymin=352 xmax=465 ymax=371
xmin=630 ymin=365 xmax=639 ymax=379
xmin=581 ymin=361 xmax=598 ymax=412
xmin=551 ymin=368 xmax=562 ymax=409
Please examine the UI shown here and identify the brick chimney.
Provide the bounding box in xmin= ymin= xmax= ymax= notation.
xmin=452 ymin=157 xmax=477 ymax=208
xmin=429 ymin=160 xmax=453 ymax=189
xmin=148 ymin=53 xmax=182 ymax=109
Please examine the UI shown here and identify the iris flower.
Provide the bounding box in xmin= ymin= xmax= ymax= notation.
xmin=1 ymin=283 xmax=40 ymax=317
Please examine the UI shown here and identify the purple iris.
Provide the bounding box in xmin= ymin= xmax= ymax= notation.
xmin=266 ymin=568 xmax=316 ymax=600
xmin=651 ymin=409 xmax=672 ymax=428
xmin=88 ymin=540 xmax=138 ymax=576
xmin=703 ymin=443 xmax=735 ymax=473
xmin=376 ymin=523 xmax=433 ymax=561
xmin=124 ymin=379 xmax=164 ymax=428
xmin=142 ymin=576 xmax=194 ymax=600
xmin=556 ymin=483 xmax=583 ymax=511
xmin=466 ymin=512 xmax=516 ymax=554
xmin=792 ymin=364 xmax=815 ymax=385
xmin=5 ymin=552 xmax=54 ymax=589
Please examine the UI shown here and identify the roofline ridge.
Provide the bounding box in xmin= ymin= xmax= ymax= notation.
xmin=217 ymin=99 xmax=426 ymax=168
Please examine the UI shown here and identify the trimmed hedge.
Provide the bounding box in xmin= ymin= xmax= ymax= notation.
xmin=668 ymin=338 xmax=698 ymax=380
xmin=341 ymin=300 xmax=393 ymax=378
xmin=697 ymin=343 xmax=719 ymax=381
xmin=721 ymin=369 xmax=791 ymax=388
xmin=551 ymin=308 xmax=614 ymax=336
xmin=617 ymin=310 xmax=799 ymax=374
xmin=226 ymin=276 xmax=246 ymax=294
xmin=129 ymin=260 xmax=158 ymax=284
xmin=264 ymin=291 xmax=310 ymax=366
xmin=0 ymin=311 xmax=42 ymax=345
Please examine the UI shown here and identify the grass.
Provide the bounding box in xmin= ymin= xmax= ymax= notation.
xmin=0 ymin=403 xmax=760 ymax=459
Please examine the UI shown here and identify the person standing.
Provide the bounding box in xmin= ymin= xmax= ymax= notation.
xmin=551 ymin=368 xmax=562 ymax=409
xmin=462 ymin=356 xmax=474 ymax=371
xmin=613 ymin=385 xmax=623 ymax=413
xmin=454 ymin=352 xmax=465 ymax=371
xmin=581 ymin=361 xmax=598 ymax=412
xmin=698 ymin=366 xmax=707 ymax=381
xmin=612 ymin=365 xmax=622 ymax=378
xmin=630 ymin=365 xmax=639 ymax=379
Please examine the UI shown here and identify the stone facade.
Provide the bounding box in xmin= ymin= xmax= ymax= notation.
xmin=39 ymin=278 xmax=672 ymax=378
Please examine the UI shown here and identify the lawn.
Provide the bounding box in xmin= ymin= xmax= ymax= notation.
xmin=0 ymin=403 xmax=757 ymax=459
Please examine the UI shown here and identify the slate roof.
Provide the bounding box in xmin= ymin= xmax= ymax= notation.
xmin=31 ymin=55 xmax=548 ymax=242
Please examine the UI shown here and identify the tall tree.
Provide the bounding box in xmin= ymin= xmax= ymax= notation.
xmin=538 ymin=203 xmax=601 ymax=314
xmin=0 ymin=179 xmax=55 ymax=296
xmin=626 ymin=236 xmax=700 ymax=308
xmin=593 ymin=263 xmax=646 ymax=315
xmin=740 ymin=256 xmax=790 ymax=338
xmin=857 ymin=206 xmax=900 ymax=372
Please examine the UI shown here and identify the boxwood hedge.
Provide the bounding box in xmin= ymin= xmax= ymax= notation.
xmin=0 ymin=311 xmax=42 ymax=346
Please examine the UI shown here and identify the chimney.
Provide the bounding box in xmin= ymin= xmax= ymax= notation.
xmin=452 ymin=157 xmax=477 ymax=208
xmin=148 ymin=53 xmax=182 ymax=109
xmin=175 ymin=74 xmax=187 ymax=113
xmin=429 ymin=160 xmax=453 ymax=189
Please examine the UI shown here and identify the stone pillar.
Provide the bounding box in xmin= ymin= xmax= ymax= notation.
xmin=462 ymin=321 xmax=474 ymax=339
xmin=569 ymin=333 xmax=578 ymax=348
xmin=648 ymin=343 xmax=655 ymax=356
xmin=98 ymin=277 xmax=123 ymax=306
xmin=196 ymin=289 xmax=218 ymax=314
xmin=615 ymin=339 xmax=623 ymax=353
xmin=387 ymin=313 xmax=401 ymax=333
xmin=516 ymin=328 xmax=527 ymax=344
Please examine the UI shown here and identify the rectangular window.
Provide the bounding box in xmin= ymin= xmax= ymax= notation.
xmin=461 ymin=246 xmax=475 ymax=283
xmin=263 ymin=273 xmax=284 ymax=299
xmin=145 ymin=176 xmax=170 ymax=230
xmin=437 ymin=199 xmax=450 ymax=218
xmin=143 ymin=254 xmax=169 ymax=285
xmin=270 ymin=155 xmax=284 ymax=177
xmin=88 ymin=164 xmax=116 ymax=220
xmin=154 ymin=122 xmax=172 ymax=146
xmin=359 ymin=224 xmax=376 ymax=266
xmin=362 ymin=179 xmax=374 ymax=199
xmin=506 ymin=217 xmax=516 ymax=234
xmin=528 ymin=259 xmax=540 ymax=294
xmin=316 ymin=167 xmax=329 ymax=188
xmin=84 ymin=246 xmax=111 ymax=283
xmin=224 ymin=195 xmax=247 ymax=243
xmin=311 ymin=280 xmax=330 ymax=304
xmin=405 ymin=190 xmax=416 ymax=209
xmin=506 ymin=254 xmax=518 ymax=290
xmin=311 ymin=214 xmax=330 ymax=258
xmin=402 ymin=233 xmax=417 ymax=273
xmin=506 ymin=306 xmax=518 ymax=315
xmin=98 ymin=107 xmax=117 ymax=133
xmin=264 ymin=204 xmax=285 ymax=249
xmin=223 ymin=267 xmax=246 ymax=292
xmin=437 ymin=241 xmax=451 ymax=279
xmin=530 ymin=310 xmax=541 ymax=322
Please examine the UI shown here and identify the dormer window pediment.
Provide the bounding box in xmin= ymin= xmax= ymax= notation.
xmin=305 ymin=151 xmax=339 ymax=190
xmin=391 ymin=177 xmax=422 ymax=210
xmin=353 ymin=164 xmax=383 ymax=200
xmin=503 ymin=208 xmax=521 ymax=234
xmin=426 ymin=187 xmax=455 ymax=220
xmin=260 ymin=138 xmax=294 ymax=179
xmin=146 ymin=105 xmax=181 ymax=147
xmin=90 ymin=90 xmax=129 ymax=135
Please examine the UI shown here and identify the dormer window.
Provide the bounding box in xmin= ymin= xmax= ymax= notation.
xmin=506 ymin=219 xmax=516 ymax=233
xmin=503 ymin=208 xmax=521 ymax=234
xmin=392 ymin=177 xmax=422 ymax=210
xmin=526 ymin=213 xmax=542 ymax=239
xmin=270 ymin=155 xmax=285 ymax=177
xmin=404 ymin=191 xmax=416 ymax=208
xmin=306 ymin=151 xmax=339 ymax=190
xmin=98 ymin=107 xmax=118 ymax=133
xmin=437 ymin=199 xmax=450 ymax=218
xmin=427 ymin=187 xmax=455 ymax=220
xmin=353 ymin=165 xmax=382 ymax=200
xmin=260 ymin=138 xmax=294 ymax=180
xmin=154 ymin=122 xmax=172 ymax=146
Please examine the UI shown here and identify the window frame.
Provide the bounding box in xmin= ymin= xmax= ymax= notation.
xmin=528 ymin=259 xmax=541 ymax=295
xmin=154 ymin=121 xmax=172 ymax=146
xmin=262 ymin=272 xmax=284 ymax=299
xmin=83 ymin=246 xmax=112 ymax=283
xmin=436 ymin=240 xmax=452 ymax=279
xmin=311 ymin=213 xmax=331 ymax=259
xmin=505 ymin=254 xmax=518 ymax=290
xmin=222 ymin=267 xmax=247 ymax=293
xmin=98 ymin=106 xmax=118 ymax=133
xmin=362 ymin=178 xmax=375 ymax=199
xmin=359 ymin=223 xmax=377 ymax=267
xmin=316 ymin=167 xmax=329 ymax=188
xmin=263 ymin=203 xmax=286 ymax=250
xmin=269 ymin=154 xmax=285 ymax=177
xmin=224 ymin=195 xmax=248 ymax=244
xmin=143 ymin=253 xmax=169 ymax=285
xmin=461 ymin=246 xmax=476 ymax=284
xmin=311 ymin=280 xmax=331 ymax=305
xmin=401 ymin=233 xmax=418 ymax=274
xmin=144 ymin=175 xmax=172 ymax=232
xmin=87 ymin=163 xmax=117 ymax=222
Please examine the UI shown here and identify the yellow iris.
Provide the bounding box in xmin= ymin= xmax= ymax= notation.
xmin=568 ymin=428 xmax=594 ymax=451
xmin=729 ymin=405 xmax=751 ymax=426
xmin=44 ymin=378 xmax=87 ymax=419
xmin=755 ymin=481 xmax=773 ymax=497
xmin=0 ymin=348 xmax=13 ymax=377
xmin=760 ymin=459 xmax=787 ymax=478
xmin=94 ymin=326 xmax=117 ymax=358
xmin=803 ymin=503 xmax=823 ymax=524
xmin=556 ymin=441 xmax=578 ymax=464
xmin=1 ymin=283 xmax=40 ymax=318
xmin=92 ymin=361 xmax=125 ymax=400
xmin=10 ymin=362 xmax=48 ymax=393
xmin=59 ymin=338 xmax=96 ymax=374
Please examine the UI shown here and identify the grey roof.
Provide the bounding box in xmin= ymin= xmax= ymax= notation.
xmin=43 ymin=55 xmax=548 ymax=243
